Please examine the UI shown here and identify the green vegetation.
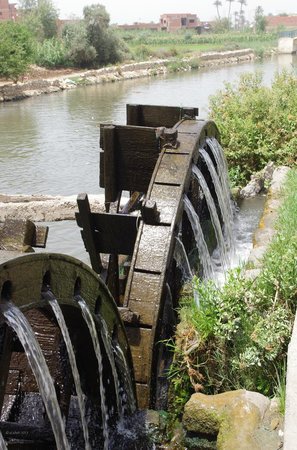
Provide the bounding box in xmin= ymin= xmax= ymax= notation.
xmin=209 ymin=71 xmax=297 ymax=186
xmin=168 ymin=169 xmax=297 ymax=416
xmin=0 ymin=21 xmax=33 ymax=81
xmin=117 ymin=29 xmax=277 ymax=60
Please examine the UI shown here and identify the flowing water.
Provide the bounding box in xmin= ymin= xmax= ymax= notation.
xmin=0 ymin=302 xmax=70 ymax=450
xmin=46 ymin=295 xmax=91 ymax=450
xmin=114 ymin=344 xmax=137 ymax=414
xmin=174 ymin=236 xmax=193 ymax=281
xmin=0 ymin=430 xmax=7 ymax=449
xmin=192 ymin=165 xmax=230 ymax=270
xmin=183 ymin=195 xmax=214 ymax=281
xmin=199 ymin=148 xmax=234 ymax=253
xmin=76 ymin=296 xmax=110 ymax=450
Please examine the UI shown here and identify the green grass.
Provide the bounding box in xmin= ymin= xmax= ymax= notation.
xmin=115 ymin=29 xmax=277 ymax=61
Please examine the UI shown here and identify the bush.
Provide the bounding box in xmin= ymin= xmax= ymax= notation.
xmin=33 ymin=38 xmax=68 ymax=68
xmin=63 ymin=22 xmax=97 ymax=68
xmin=209 ymin=71 xmax=297 ymax=184
xmin=0 ymin=21 xmax=33 ymax=81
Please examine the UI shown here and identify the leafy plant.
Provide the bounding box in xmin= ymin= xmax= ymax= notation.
xmin=209 ymin=71 xmax=297 ymax=185
xmin=0 ymin=22 xmax=33 ymax=81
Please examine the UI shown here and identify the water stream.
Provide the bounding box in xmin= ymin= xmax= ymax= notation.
xmin=45 ymin=294 xmax=91 ymax=450
xmin=76 ymin=296 xmax=110 ymax=450
xmin=174 ymin=236 xmax=193 ymax=281
xmin=183 ymin=195 xmax=214 ymax=281
xmin=0 ymin=430 xmax=7 ymax=449
xmin=199 ymin=147 xmax=234 ymax=254
xmin=192 ymin=165 xmax=230 ymax=271
xmin=0 ymin=302 xmax=70 ymax=450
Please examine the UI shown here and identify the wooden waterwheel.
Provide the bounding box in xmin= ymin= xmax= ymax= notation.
xmin=76 ymin=104 xmax=220 ymax=409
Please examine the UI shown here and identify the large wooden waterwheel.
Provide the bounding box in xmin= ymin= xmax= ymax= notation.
xmin=76 ymin=104 xmax=220 ymax=409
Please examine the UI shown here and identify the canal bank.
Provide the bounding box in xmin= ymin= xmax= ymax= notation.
xmin=0 ymin=49 xmax=254 ymax=102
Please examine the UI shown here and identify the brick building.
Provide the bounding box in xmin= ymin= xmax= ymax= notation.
xmin=160 ymin=13 xmax=199 ymax=32
xmin=266 ymin=15 xmax=297 ymax=31
xmin=0 ymin=0 xmax=17 ymax=20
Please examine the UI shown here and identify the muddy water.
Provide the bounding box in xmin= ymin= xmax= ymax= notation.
xmin=1 ymin=54 xmax=296 ymax=260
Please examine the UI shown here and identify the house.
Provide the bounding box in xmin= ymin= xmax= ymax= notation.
xmin=0 ymin=0 xmax=17 ymax=21
xmin=160 ymin=13 xmax=199 ymax=32
xmin=266 ymin=15 xmax=297 ymax=31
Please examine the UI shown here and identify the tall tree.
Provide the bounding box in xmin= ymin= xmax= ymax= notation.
xmin=238 ymin=0 xmax=247 ymax=28
xmin=254 ymin=5 xmax=266 ymax=32
xmin=227 ymin=0 xmax=235 ymax=26
xmin=213 ymin=0 xmax=222 ymax=20
xmin=19 ymin=0 xmax=58 ymax=40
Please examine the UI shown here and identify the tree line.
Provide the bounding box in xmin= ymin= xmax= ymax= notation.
xmin=0 ymin=1 xmax=128 ymax=80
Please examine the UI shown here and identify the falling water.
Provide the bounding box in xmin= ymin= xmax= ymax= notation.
xmin=206 ymin=137 xmax=234 ymax=220
xmin=0 ymin=430 xmax=7 ymax=449
xmin=47 ymin=297 xmax=91 ymax=450
xmin=96 ymin=315 xmax=123 ymax=417
xmin=199 ymin=148 xmax=234 ymax=253
xmin=192 ymin=165 xmax=230 ymax=270
xmin=1 ymin=302 xmax=70 ymax=450
xmin=114 ymin=344 xmax=137 ymax=414
xmin=76 ymin=296 xmax=109 ymax=450
xmin=183 ymin=195 xmax=214 ymax=280
xmin=174 ymin=236 xmax=193 ymax=280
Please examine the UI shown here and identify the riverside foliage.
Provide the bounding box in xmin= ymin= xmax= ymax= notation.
xmin=209 ymin=71 xmax=297 ymax=186
xmin=168 ymin=169 xmax=297 ymax=415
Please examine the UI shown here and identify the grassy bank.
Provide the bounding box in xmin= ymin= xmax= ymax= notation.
xmin=168 ymin=168 xmax=297 ymax=416
xmin=116 ymin=29 xmax=277 ymax=60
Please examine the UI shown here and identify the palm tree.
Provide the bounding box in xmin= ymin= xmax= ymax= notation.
xmin=238 ymin=0 xmax=247 ymax=15
xmin=213 ymin=0 xmax=222 ymax=20
xmin=226 ymin=0 xmax=235 ymax=24
xmin=238 ymin=0 xmax=247 ymax=28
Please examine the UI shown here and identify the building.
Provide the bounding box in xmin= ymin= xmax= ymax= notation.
xmin=160 ymin=13 xmax=199 ymax=32
xmin=266 ymin=15 xmax=297 ymax=31
xmin=117 ymin=13 xmax=200 ymax=32
xmin=0 ymin=0 xmax=17 ymax=21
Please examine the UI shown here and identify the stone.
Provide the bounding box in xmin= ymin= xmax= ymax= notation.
xmin=182 ymin=390 xmax=277 ymax=450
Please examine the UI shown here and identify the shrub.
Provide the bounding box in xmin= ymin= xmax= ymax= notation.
xmin=209 ymin=71 xmax=297 ymax=184
xmin=33 ymin=38 xmax=68 ymax=68
xmin=0 ymin=21 xmax=33 ymax=81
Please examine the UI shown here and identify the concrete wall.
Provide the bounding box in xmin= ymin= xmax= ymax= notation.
xmin=278 ymin=37 xmax=297 ymax=54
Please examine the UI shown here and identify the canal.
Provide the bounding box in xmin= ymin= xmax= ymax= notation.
xmin=0 ymin=53 xmax=296 ymax=261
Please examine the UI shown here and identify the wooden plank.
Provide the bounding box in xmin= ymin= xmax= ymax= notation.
xmin=149 ymin=184 xmax=182 ymax=225
xmin=154 ymin=153 xmax=192 ymax=185
xmin=127 ymin=272 xmax=162 ymax=326
xmin=126 ymin=104 xmax=198 ymax=128
xmin=135 ymin=383 xmax=150 ymax=410
xmin=125 ymin=327 xmax=152 ymax=383
xmin=100 ymin=125 xmax=160 ymax=193
xmin=134 ymin=225 xmax=171 ymax=273
xmin=76 ymin=194 xmax=102 ymax=273
xmin=102 ymin=125 xmax=118 ymax=203
xmin=76 ymin=212 xmax=137 ymax=255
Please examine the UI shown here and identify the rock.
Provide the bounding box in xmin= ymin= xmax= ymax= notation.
xmin=183 ymin=390 xmax=282 ymax=450
xmin=240 ymin=174 xmax=264 ymax=198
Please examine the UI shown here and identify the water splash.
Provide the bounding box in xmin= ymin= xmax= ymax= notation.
xmin=174 ymin=236 xmax=193 ymax=280
xmin=192 ymin=165 xmax=230 ymax=271
xmin=76 ymin=296 xmax=110 ymax=450
xmin=183 ymin=195 xmax=214 ymax=280
xmin=114 ymin=344 xmax=137 ymax=414
xmin=47 ymin=296 xmax=91 ymax=450
xmin=1 ymin=302 xmax=70 ymax=450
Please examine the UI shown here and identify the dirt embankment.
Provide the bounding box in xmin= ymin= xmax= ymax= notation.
xmin=0 ymin=49 xmax=254 ymax=102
